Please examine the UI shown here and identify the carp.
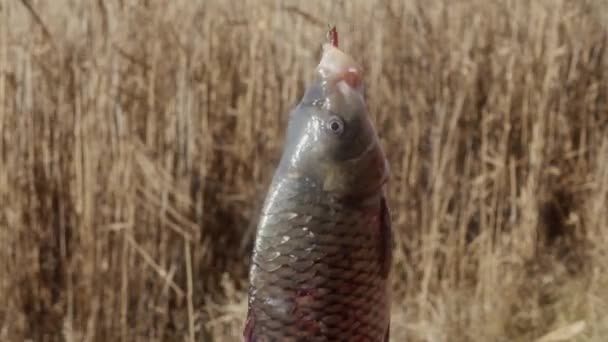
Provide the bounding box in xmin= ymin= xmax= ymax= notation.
xmin=245 ymin=27 xmax=392 ymax=342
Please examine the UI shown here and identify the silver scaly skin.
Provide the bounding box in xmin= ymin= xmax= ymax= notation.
xmin=245 ymin=29 xmax=392 ymax=342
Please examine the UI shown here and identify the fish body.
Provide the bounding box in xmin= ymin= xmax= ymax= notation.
xmin=245 ymin=32 xmax=392 ymax=342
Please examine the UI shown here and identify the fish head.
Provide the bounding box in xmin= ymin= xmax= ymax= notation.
xmin=278 ymin=43 xmax=389 ymax=200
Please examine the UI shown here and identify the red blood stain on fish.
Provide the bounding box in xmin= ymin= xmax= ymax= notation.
xmin=295 ymin=288 xmax=315 ymax=298
xmin=294 ymin=287 xmax=317 ymax=308
xmin=292 ymin=288 xmax=321 ymax=334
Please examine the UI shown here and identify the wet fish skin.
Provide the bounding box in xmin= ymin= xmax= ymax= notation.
xmin=245 ymin=41 xmax=392 ymax=342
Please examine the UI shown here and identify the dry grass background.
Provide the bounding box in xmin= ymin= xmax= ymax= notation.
xmin=0 ymin=0 xmax=607 ymax=341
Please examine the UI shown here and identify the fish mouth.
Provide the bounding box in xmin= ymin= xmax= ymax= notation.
xmin=316 ymin=43 xmax=364 ymax=93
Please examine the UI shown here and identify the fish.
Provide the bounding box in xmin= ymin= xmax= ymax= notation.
xmin=244 ymin=27 xmax=392 ymax=342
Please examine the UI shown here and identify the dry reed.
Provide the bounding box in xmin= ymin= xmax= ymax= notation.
xmin=0 ymin=0 xmax=607 ymax=341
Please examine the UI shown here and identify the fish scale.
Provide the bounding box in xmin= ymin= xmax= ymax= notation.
xmin=247 ymin=183 xmax=390 ymax=341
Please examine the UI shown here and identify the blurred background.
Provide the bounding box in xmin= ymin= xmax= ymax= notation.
xmin=1 ymin=0 xmax=607 ymax=341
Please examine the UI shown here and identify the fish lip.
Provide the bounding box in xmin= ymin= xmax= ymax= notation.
xmin=317 ymin=43 xmax=363 ymax=78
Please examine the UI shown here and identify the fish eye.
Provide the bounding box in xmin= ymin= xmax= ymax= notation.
xmin=327 ymin=116 xmax=344 ymax=135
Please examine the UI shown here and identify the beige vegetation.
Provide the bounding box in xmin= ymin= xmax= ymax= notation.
xmin=1 ymin=0 xmax=607 ymax=341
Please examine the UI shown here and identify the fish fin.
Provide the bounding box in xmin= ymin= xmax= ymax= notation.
xmin=379 ymin=196 xmax=393 ymax=279
xmin=243 ymin=310 xmax=256 ymax=342
xmin=384 ymin=322 xmax=390 ymax=342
